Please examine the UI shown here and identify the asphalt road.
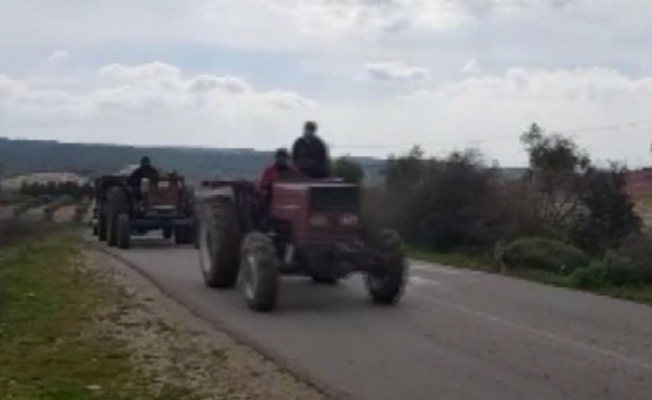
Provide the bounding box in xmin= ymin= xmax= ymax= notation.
xmin=97 ymin=235 xmax=652 ymax=400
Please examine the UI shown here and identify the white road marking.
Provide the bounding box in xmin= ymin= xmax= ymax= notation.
xmin=409 ymin=275 xmax=444 ymax=287
xmin=410 ymin=291 xmax=652 ymax=371
xmin=410 ymin=262 xmax=461 ymax=275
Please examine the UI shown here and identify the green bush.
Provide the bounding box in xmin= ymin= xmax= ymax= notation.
xmin=570 ymin=251 xmax=641 ymax=288
xmin=501 ymin=237 xmax=590 ymax=274
xmin=618 ymin=235 xmax=652 ymax=284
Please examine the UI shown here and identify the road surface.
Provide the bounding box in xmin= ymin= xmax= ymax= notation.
xmin=97 ymin=235 xmax=652 ymax=400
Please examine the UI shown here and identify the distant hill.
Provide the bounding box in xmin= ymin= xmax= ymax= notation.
xmin=0 ymin=138 xmax=386 ymax=185
xmin=0 ymin=137 xmax=527 ymax=187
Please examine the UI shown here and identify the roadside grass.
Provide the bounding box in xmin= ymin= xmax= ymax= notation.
xmin=406 ymin=246 xmax=652 ymax=306
xmin=0 ymin=232 xmax=196 ymax=400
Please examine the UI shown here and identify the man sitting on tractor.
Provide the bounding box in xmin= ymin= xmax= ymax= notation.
xmin=291 ymin=120 xmax=330 ymax=179
xmin=258 ymin=148 xmax=297 ymax=198
xmin=257 ymin=148 xmax=300 ymax=218
xmin=128 ymin=156 xmax=160 ymax=201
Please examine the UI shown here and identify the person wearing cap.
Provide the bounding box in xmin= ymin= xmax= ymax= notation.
xmin=291 ymin=121 xmax=330 ymax=179
xmin=128 ymin=156 xmax=160 ymax=200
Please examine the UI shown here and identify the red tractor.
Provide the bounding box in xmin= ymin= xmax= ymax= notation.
xmin=196 ymin=177 xmax=408 ymax=312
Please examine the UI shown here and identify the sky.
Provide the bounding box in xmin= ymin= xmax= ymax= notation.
xmin=0 ymin=0 xmax=651 ymax=166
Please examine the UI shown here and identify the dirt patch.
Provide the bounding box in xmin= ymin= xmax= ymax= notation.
xmin=23 ymin=205 xmax=45 ymax=221
xmin=0 ymin=205 xmax=13 ymax=220
xmin=83 ymin=250 xmax=331 ymax=400
xmin=53 ymin=205 xmax=76 ymax=223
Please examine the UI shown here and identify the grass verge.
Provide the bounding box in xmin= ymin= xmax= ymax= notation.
xmin=0 ymin=232 xmax=195 ymax=400
xmin=406 ymin=246 xmax=652 ymax=306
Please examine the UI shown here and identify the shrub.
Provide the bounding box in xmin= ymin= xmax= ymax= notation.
xmin=618 ymin=234 xmax=652 ymax=284
xmin=500 ymin=237 xmax=590 ymax=274
xmin=569 ymin=165 xmax=641 ymax=257
xmin=382 ymin=148 xmax=507 ymax=251
xmin=570 ymin=251 xmax=641 ymax=288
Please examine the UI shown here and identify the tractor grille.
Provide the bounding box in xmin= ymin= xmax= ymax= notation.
xmin=309 ymin=186 xmax=360 ymax=212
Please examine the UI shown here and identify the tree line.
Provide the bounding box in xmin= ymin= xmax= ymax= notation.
xmin=331 ymin=123 xmax=650 ymax=289
xmin=19 ymin=181 xmax=93 ymax=201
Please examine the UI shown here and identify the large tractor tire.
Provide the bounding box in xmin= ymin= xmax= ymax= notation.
xmin=117 ymin=213 xmax=131 ymax=249
xmin=106 ymin=187 xmax=128 ymax=247
xmin=364 ymin=229 xmax=408 ymax=305
xmin=97 ymin=214 xmax=107 ymax=241
xmin=311 ymin=275 xmax=339 ymax=285
xmin=174 ymin=224 xmax=194 ymax=245
xmin=239 ymin=232 xmax=280 ymax=312
xmin=198 ymin=198 xmax=242 ymax=289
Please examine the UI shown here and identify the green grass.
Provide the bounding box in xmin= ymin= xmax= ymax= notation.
xmin=0 ymin=233 xmax=196 ymax=400
xmin=407 ymin=246 xmax=652 ymax=306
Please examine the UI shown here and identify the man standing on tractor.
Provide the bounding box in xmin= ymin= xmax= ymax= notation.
xmin=291 ymin=121 xmax=330 ymax=179
xmin=128 ymin=156 xmax=160 ymax=201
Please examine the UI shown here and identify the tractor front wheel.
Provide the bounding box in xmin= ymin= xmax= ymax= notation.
xmin=364 ymin=229 xmax=408 ymax=305
xmin=240 ymin=232 xmax=279 ymax=312
xmin=198 ymin=198 xmax=242 ymax=288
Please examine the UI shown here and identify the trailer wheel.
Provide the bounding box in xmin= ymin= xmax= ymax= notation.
xmin=240 ymin=232 xmax=279 ymax=312
xmin=198 ymin=198 xmax=242 ymax=288
xmin=364 ymin=229 xmax=408 ymax=305
xmin=117 ymin=213 xmax=131 ymax=249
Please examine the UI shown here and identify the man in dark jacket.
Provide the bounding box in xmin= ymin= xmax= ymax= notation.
xmin=128 ymin=156 xmax=160 ymax=200
xmin=291 ymin=121 xmax=330 ymax=179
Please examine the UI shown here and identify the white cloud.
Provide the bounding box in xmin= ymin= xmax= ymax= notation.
xmin=0 ymin=62 xmax=316 ymax=146
xmin=48 ymin=50 xmax=69 ymax=63
xmin=363 ymin=61 xmax=430 ymax=81
xmin=5 ymin=63 xmax=651 ymax=166
xmin=461 ymin=59 xmax=481 ymax=74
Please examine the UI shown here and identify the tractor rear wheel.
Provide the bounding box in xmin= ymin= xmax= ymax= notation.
xmin=364 ymin=229 xmax=408 ymax=305
xmin=117 ymin=213 xmax=131 ymax=249
xmin=240 ymin=232 xmax=279 ymax=312
xmin=106 ymin=187 xmax=128 ymax=247
xmin=198 ymin=198 xmax=242 ymax=288
xmin=98 ymin=214 xmax=107 ymax=241
xmin=311 ymin=275 xmax=339 ymax=285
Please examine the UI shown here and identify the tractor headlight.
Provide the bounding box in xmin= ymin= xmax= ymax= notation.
xmin=309 ymin=214 xmax=328 ymax=226
xmin=340 ymin=214 xmax=359 ymax=226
